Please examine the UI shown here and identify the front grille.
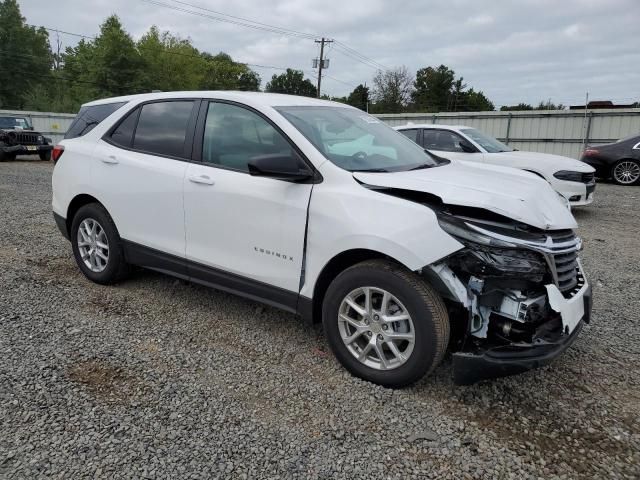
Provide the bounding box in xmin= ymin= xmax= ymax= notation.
xmin=16 ymin=132 xmax=39 ymax=144
xmin=547 ymin=230 xmax=580 ymax=294
xmin=581 ymin=172 xmax=595 ymax=184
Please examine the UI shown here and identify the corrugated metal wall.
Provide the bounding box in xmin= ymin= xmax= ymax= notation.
xmin=375 ymin=109 xmax=640 ymax=158
xmin=0 ymin=109 xmax=76 ymax=144
xmin=2 ymin=107 xmax=639 ymax=159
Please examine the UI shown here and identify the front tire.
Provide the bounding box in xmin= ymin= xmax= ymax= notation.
xmin=611 ymin=159 xmax=640 ymax=186
xmin=39 ymin=150 xmax=51 ymax=161
xmin=71 ymin=203 xmax=129 ymax=284
xmin=322 ymin=259 xmax=449 ymax=388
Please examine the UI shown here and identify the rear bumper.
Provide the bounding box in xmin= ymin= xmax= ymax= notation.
xmin=1 ymin=144 xmax=53 ymax=154
xmin=453 ymin=284 xmax=592 ymax=385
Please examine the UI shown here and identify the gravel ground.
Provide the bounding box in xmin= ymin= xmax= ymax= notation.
xmin=1 ymin=159 xmax=639 ymax=479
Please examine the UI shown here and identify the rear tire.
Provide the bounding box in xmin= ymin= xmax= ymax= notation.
xmin=70 ymin=203 xmax=130 ymax=284
xmin=611 ymin=159 xmax=640 ymax=186
xmin=322 ymin=259 xmax=449 ymax=388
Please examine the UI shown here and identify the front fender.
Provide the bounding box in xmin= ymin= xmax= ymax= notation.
xmin=300 ymin=181 xmax=463 ymax=298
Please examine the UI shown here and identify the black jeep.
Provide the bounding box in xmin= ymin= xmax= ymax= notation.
xmin=0 ymin=116 xmax=53 ymax=161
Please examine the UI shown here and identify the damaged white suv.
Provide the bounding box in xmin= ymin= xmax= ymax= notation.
xmin=52 ymin=92 xmax=592 ymax=387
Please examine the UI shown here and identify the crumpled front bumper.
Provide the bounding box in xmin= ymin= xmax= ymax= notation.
xmin=453 ymin=284 xmax=592 ymax=385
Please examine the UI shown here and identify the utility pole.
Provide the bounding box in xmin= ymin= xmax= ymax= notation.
xmin=314 ymin=37 xmax=333 ymax=98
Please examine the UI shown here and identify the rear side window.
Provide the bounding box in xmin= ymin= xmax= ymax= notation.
xmin=132 ymin=101 xmax=194 ymax=157
xmin=109 ymin=108 xmax=139 ymax=148
xmin=65 ymin=102 xmax=126 ymax=139
xmin=399 ymin=129 xmax=419 ymax=143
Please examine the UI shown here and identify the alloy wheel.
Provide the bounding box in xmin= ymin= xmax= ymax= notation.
xmin=613 ymin=161 xmax=640 ymax=185
xmin=338 ymin=287 xmax=415 ymax=370
xmin=77 ymin=218 xmax=109 ymax=272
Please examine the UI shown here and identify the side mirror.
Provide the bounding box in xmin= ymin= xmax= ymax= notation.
xmin=458 ymin=141 xmax=476 ymax=153
xmin=248 ymin=153 xmax=314 ymax=182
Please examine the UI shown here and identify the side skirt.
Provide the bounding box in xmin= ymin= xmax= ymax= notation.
xmin=122 ymin=240 xmax=300 ymax=315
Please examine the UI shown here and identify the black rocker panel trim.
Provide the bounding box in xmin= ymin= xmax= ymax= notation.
xmin=121 ymin=240 xmax=299 ymax=314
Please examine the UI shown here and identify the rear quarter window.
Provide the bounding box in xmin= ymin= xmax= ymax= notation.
xmin=65 ymin=102 xmax=126 ymax=139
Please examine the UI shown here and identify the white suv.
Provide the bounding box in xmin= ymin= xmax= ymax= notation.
xmin=52 ymin=92 xmax=592 ymax=387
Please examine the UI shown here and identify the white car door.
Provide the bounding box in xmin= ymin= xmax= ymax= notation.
xmin=183 ymin=101 xmax=313 ymax=300
xmin=421 ymin=128 xmax=485 ymax=163
xmin=92 ymin=100 xmax=197 ymax=261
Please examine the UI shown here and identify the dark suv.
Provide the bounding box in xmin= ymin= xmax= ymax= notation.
xmin=0 ymin=116 xmax=53 ymax=161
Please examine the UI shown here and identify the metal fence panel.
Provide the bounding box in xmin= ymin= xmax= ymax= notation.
xmin=2 ymin=107 xmax=639 ymax=159
xmin=376 ymin=108 xmax=640 ymax=158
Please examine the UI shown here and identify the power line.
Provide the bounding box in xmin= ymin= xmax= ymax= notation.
xmin=138 ymin=0 xmax=391 ymax=76
xmin=161 ymin=0 xmax=317 ymax=40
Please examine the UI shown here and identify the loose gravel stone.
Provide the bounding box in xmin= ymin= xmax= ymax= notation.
xmin=1 ymin=159 xmax=639 ymax=479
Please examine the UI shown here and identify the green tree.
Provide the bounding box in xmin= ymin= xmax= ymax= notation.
xmin=138 ymin=26 xmax=203 ymax=92
xmin=410 ymin=64 xmax=494 ymax=112
xmin=59 ymin=15 xmax=144 ymax=110
xmin=461 ymin=88 xmax=494 ymax=111
xmin=265 ymin=69 xmax=317 ymax=97
xmin=201 ymin=52 xmax=260 ymax=91
xmin=500 ymin=103 xmax=534 ymax=111
xmin=411 ymin=65 xmax=456 ymax=112
xmin=346 ymin=84 xmax=369 ymax=111
xmin=535 ymin=100 xmax=565 ymax=110
xmin=371 ymin=67 xmax=413 ymax=113
xmin=0 ymin=0 xmax=52 ymax=109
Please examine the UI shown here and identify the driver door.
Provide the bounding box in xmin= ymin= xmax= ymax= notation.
xmin=421 ymin=128 xmax=484 ymax=163
xmin=183 ymin=101 xmax=313 ymax=302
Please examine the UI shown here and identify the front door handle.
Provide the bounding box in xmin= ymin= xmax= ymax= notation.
xmin=101 ymin=155 xmax=119 ymax=164
xmin=188 ymin=174 xmax=215 ymax=185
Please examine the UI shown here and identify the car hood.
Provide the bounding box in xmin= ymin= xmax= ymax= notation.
xmin=494 ymin=151 xmax=594 ymax=172
xmin=353 ymin=160 xmax=578 ymax=230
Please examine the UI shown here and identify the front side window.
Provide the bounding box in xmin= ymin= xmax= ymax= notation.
xmin=133 ymin=101 xmax=194 ymax=157
xmin=201 ymin=102 xmax=294 ymax=172
xmin=422 ymin=129 xmax=466 ymax=152
xmin=276 ymin=106 xmax=438 ymax=172
xmin=65 ymin=102 xmax=126 ymax=139
xmin=460 ymin=128 xmax=512 ymax=153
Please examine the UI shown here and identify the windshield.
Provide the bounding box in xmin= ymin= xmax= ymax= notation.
xmin=276 ymin=106 xmax=439 ymax=172
xmin=461 ymin=128 xmax=512 ymax=153
xmin=0 ymin=116 xmax=32 ymax=130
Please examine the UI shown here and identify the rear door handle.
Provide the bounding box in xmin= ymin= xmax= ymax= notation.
xmin=101 ymin=155 xmax=119 ymax=164
xmin=188 ymin=174 xmax=215 ymax=185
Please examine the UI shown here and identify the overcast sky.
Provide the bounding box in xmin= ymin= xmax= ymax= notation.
xmin=19 ymin=0 xmax=640 ymax=106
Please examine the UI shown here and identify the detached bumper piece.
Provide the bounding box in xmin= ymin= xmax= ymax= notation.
xmin=453 ymin=285 xmax=591 ymax=385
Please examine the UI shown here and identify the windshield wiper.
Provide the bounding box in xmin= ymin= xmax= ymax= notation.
xmin=351 ymin=167 xmax=390 ymax=173
xmin=408 ymin=163 xmax=434 ymax=170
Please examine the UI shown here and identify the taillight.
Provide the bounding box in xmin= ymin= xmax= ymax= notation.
xmin=52 ymin=145 xmax=64 ymax=163
xmin=583 ymin=148 xmax=599 ymax=157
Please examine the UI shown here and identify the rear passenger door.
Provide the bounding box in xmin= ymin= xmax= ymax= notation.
xmin=93 ymin=100 xmax=199 ymax=265
xmin=183 ymin=101 xmax=313 ymax=304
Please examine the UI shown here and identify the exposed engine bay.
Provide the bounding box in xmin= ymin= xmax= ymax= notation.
xmin=421 ymin=203 xmax=591 ymax=382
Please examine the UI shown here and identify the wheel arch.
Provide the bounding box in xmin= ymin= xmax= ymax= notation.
xmin=307 ymin=248 xmax=402 ymax=323
xmin=65 ymin=194 xmax=105 ymax=236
